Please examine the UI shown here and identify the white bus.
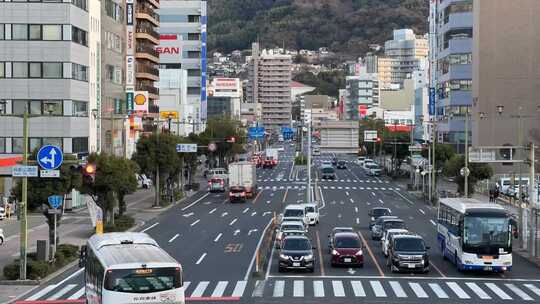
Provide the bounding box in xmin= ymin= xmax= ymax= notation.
xmin=79 ymin=232 xmax=185 ymax=304
xmin=437 ymin=198 xmax=517 ymax=272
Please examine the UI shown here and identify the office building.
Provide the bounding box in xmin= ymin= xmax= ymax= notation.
xmin=246 ymin=43 xmax=292 ymax=130
xmin=344 ymin=73 xmax=380 ymax=120
xmin=157 ymin=69 xmax=189 ymax=135
xmin=429 ymin=0 xmax=473 ymax=152
xmin=472 ymin=0 xmax=540 ymax=174
xmin=207 ymin=78 xmax=242 ymax=120
xmin=158 ymin=0 xmax=207 ymax=133
xmin=379 ymin=29 xmax=428 ymax=89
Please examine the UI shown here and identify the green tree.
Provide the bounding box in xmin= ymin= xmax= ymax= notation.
xmin=443 ymin=155 xmax=493 ymax=195
xmin=196 ymin=117 xmax=245 ymax=168
xmin=422 ymin=143 xmax=455 ymax=171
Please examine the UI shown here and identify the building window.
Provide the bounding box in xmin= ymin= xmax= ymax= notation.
xmin=187 ymin=69 xmax=200 ymax=76
xmin=43 ymin=137 xmax=62 ymax=149
xmin=43 ymin=25 xmax=62 ymax=40
xmin=72 ymin=26 xmax=88 ymax=46
xmin=72 ymin=0 xmax=88 ymax=11
xmin=43 ymin=100 xmax=63 ymax=115
xmin=11 ymin=100 xmax=63 ymax=115
xmin=0 ymin=62 xmax=5 ymax=78
xmin=72 ymin=63 xmax=88 ymax=81
xmin=105 ymin=31 xmax=122 ymax=53
xmin=0 ymin=138 xmax=5 ymax=153
xmin=188 ymin=51 xmax=200 ymax=59
xmin=187 ymin=87 xmax=200 ymax=95
xmin=43 ymin=62 xmax=63 ymax=78
xmin=12 ymin=24 xmax=28 ymax=40
xmin=12 ymin=138 xmax=23 ymax=154
xmin=29 ymin=138 xmax=41 ymax=153
xmin=29 ymin=24 xmax=41 ymax=40
xmin=105 ymin=0 xmax=124 ymax=22
xmin=188 ymin=33 xmax=200 ymax=41
xmin=12 ymin=62 xmax=29 ymax=78
xmin=72 ymin=101 xmax=88 ymax=116
xmin=29 ymin=62 xmax=42 ymax=78
xmin=188 ymin=15 xmax=200 ymax=23
xmin=72 ymin=137 xmax=88 ymax=153
xmin=0 ymin=24 xmax=4 ymax=40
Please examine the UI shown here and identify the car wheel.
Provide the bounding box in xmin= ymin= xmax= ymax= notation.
xmin=0 ymin=237 xmax=3 ymax=245
xmin=441 ymin=242 xmax=447 ymax=260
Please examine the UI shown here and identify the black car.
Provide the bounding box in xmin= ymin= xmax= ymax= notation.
xmin=368 ymin=207 xmax=392 ymax=230
xmin=337 ymin=160 xmax=347 ymax=169
xmin=387 ymin=234 xmax=430 ymax=273
xmin=331 ymin=158 xmax=338 ymax=166
xmin=279 ymin=235 xmax=315 ymax=272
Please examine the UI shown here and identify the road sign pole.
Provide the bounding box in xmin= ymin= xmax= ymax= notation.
xmin=53 ymin=212 xmax=57 ymax=261
xmin=20 ymin=109 xmax=28 ymax=280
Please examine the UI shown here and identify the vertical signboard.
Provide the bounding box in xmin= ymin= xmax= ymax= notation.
xmin=126 ymin=0 xmax=134 ymax=56
xmin=134 ymin=91 xmax=149 ymax=115
xmin=200 ymin=15 xmax=208 ymax=120
xmin=429 ymin=87 xmax=436 ymax=116
xmin=126 ymin=92 xmax=134 ymax=113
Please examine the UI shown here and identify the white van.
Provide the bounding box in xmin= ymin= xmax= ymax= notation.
xmin=303 ymin=203 xmax=320 ymax=225
xmin=281 ymin=204 xmax=309 ymax=226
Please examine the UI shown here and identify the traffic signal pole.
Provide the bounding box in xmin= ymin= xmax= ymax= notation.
xmin=19 ymin=110 xmax=28 ymax=280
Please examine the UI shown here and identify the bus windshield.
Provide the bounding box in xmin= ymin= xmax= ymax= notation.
xmin=104 ymin=267 xmax=181 ymax=293
xmin=463 ymin=216 xmax=511 ymax=253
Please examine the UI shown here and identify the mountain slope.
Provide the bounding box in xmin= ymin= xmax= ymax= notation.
xmin=208 ymin=0 xmax=428 ymax=57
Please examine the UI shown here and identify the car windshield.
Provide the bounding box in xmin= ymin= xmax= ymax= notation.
xmin=305 ymin=206 xmax=315 ymax=213
xmin=282 ymin=224 xmax=302 ymax=231
xmin=283 ymin=238 xmax=311 ymax=250
xmin=384 ymin=221 xmax=405 ymax=230
xmin=284 ymin=209 xmax=304 ymax=217
xmin=333 ymin=228 xmax=353 ymax=234
xmin=394 ymin=238 xmax=425 ymax=252
xmin=338 ymin=161 xmax=345 ymax=165
xmin=463 ymin=216 xmax=510 ymax=248
xmin=372 ymin=209 xmax=390 ymax=218
xmin=322 ymin=167 xmax=334 ymax=174
xmin=335 ymin=237 xmax=361 ymax=248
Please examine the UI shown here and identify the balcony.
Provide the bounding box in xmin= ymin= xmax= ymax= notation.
xmin=136 ymin=5 xmax=160 ymax=27
xmin=136 ymin=22 xmax=159 ymax=45
xmin=136 ymin=64 xmax=159 ymax=81
xmin=136 ymin=43 xmax=159 ymax=64
xmin=136 ymin=82 xmax=159 ymax=96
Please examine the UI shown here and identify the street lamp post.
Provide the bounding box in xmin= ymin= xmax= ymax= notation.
xmin=464 ymin=109 xmax=470 ymax=197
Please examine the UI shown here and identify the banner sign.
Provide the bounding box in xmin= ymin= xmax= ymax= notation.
xmin=429 ymin=87 xmax=436 ymax=116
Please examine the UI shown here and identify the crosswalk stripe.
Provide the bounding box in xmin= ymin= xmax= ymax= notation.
xmin=465 ymin=282 xmax=491 ymax=299
xmin=26 ymin=284 xmax=58 ymax=301
xmin=211 ymin=281 xmax=228 ymax=298
xmin=67 ymin=287 xmax=85 ymax=300
xmin=389 ymin=281 xmax=407 ymax=298
xmin=231 ymin=280 xmax=247 ymax=297
xmin=273 ymin=280 xmax=285 ymax=297
xmin=485 ymin=282 xmax=512 ymax=300
xmin=190 ymin=281 xmax=210 ymax=297
xmin=313 ymin=280 xmax=325 ymax=297
xmin=446 ymin=282 xmax=471 ymax=299
xmin=370 ymin=281 xmax=387 ymax=297
xmin=252 ymin=280 xmax=265 ymax=297
xmin=293 ymin=280 xmax=304 ymax=297
xmin=524 ymin=284 xmax=540 ymax=297
xmin=351 ymin=281 xmax=366 ymax=297
xmin=505 ymin=284 xmax=533 ymax=300
xmin=428 ymin=283 xmax=449 ymax=299
xmin=332 ymin=280 xmax=345 ymax=297
xmin=48 ymin=284 xmax=77 ymax=300
xmin=409 ymin=282 xmax=428 ymax=298
xmin=184 ymin=281 xmax=191 ymax=291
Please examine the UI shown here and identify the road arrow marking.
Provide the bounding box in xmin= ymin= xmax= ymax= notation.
xmin=234 ymin=229 xmax=241 ymax=236
xmin=40 ymin=148 xmax=57 ymax=168
xmin=251 ymin=212 xmax=257 ymax=216
xmin=248 ymin=229 xmax=258 ymax=236
xmin=243 ymin=208 xmax=250 ymax=214
xmin=338 ymin=214 xmax=342 ymax=219
xmin=182 ymin=212 xmax=194 ymax=218
xmin=348 ymin=268 xmax=356 ymax=275
xmin=221 ymin=212 xmax=228 ymax=217
xmin=263 ymin=211 xmax=271 ymax=216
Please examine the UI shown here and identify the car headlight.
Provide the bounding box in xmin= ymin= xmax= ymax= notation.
xmin=355 ymin=250 xmax=363 ymax=256
xmin=332 ymin=250 xmax=340 ymax=256
xmin=279 ymin=254 xmax=289 ymax=260
xmin=305 ymin=254 xmax=313 ymax=261
xmin=370 ymin=217 xmax=375 ymax=221
xmin=421 ymin=259 xmax=425 ymax=265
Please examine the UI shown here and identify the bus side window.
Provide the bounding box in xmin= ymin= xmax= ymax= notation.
xmin=509 ymin=218 xmax=519 ymax=239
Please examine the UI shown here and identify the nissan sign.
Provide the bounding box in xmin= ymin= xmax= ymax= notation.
xmin=158 ymin=34 xmax=182 ymax=64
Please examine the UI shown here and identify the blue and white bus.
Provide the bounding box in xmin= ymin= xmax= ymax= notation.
xmin=437 ymin=198 xmax=517 ymax=272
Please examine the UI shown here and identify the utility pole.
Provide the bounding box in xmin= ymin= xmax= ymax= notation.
xmin=19 ymin=109 xmax=29 ymax=280
xmin=464 ymin=110 xmax=469 ymax=197
xmin=431 ymin=119 xmax=436 ymax=204
xmin=307 ymin=122 xmax=312 ymax=203
xmin=154 ymin=122 xmax=160 ymax=208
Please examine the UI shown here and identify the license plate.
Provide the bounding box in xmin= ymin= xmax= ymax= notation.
xmin=235 ymin=194 xmax=241 ymax=197
xmin=293 ymin=262 xmax=300 ymax=267
xmin=484 ymin=266 xmax=493 ymax=271
xmin=407 ymin=264 xmax=415 ymax=268
xmin=344 ymin=258 xmax=352 ymax=263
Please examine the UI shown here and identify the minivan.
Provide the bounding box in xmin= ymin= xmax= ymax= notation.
xmin=282 ymin=205 xmax=309 ymax=226
xmin=303 ymin=203 xmax=319 ymax=225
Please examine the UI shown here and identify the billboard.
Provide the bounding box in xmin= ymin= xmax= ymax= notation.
xmin=158 ymin=34 xmax=182 ymax=63
xmin=358 ymin=105 xmax=367 ymax=118
xmin=213 ymin=78 xmax=239 ymax=89
xmin=126 ymin=56 xmax=135 ymax=89
xmin=201 ymin=15 xmax=208 ymax=119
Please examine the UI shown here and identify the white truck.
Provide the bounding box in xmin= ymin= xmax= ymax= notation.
xmin=263 ymin=148 xmax=279 ymax=168
xmin=228 ymin=161 xmax=257 ymax=198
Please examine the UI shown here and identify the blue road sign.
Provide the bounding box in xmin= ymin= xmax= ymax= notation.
xmin=37 ymin=145 xmax=63 ymax=170
xmin=429 ymin=87 xmax=436 ymax=116
xmin=48 ymin=195 xmax=63 ymax=209
xmin=248 ymin=127 xmax=265 ymax=140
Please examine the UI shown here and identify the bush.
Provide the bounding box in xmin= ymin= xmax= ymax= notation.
xmin=3 ymin=262 xmax=20 ymax=280
xmin=27 ymin=260 xmax=50 ymax=280
xmin=105 ymin=215 xmax=135 ymax=232
xmin=295 ymin=155 xmax=307 ymax=165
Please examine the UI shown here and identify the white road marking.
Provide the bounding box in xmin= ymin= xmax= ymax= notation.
xmin=465 ymin=282 xmax=491 ymax=299
xmin=251 ymin=212 xmax=257 ymax=216
xmin=346 ymin=191 xmax=350 ymax=196
xmin=181 ymin=193 xmax=210 ymax=211
xmin=428 ymin=283 xmax=449 ymax=298
xmin=211 ymin=281 xmax=229 ymax=297
xmin=209 ymin=208 xmax=217 ymax=214
xmin=419 ymin=209 xmax=426 ymax=215
xmin=168 ymin=234 xmax=180 ymax=243
xmin=409 ymin=282 xmax=428 ymax=298
xmin=389 ymin=281 xmax=407 ymax=298
xmin=195 ymin=253 xmax=207 ymax=265
xmin=141 ymin=222 xmax=159 ymax=232
xmin=485 ymin=282 xmax=512 ymax=300
xmin=332 ymin=280 xmax=346 ymax=297
xmin=524 ymin=284 xmax=540 ymax=297
xmin=430 ymin=220 xmax=437 ymax=226
xmin=232 ymin=281 xmax=247 ymax=297
xmin=350 ymin=198 xmax=355 ymax=203
xmin=68 ymin=287 xmax=85 ymax=300
xmin=243 ymin=208 xmax=249 ymax=213
xmin=47 ymin=284 xmax=77 ymax=300
xmin=214 ymin=233 xmax=222 ymax=242
xmin=273 ymin=280 xmax=285 ymax=297
xmin=190 ymin=281 xmax=209 ymax=297
xmin=229 ymin=218 xmax=238 ymax=226
xmin=351 ymin=281 xmax=366 ymax=297
xmin=371 ymin=192 xmax=376 ymax=196
xmin=245 ymin=219 xmax=273 ymax=281
xmin=27 ymin=285 xmax=59 ymax=301
xmin=370 ymin=281 xmax=387 ymax=297
xmin=505 ymin=283 xmax=533 ymax=300
xmin=314 ymin=280 xmax=325 ymax=297
xmin=378 ymin=199 xmax=384 ymax=204
xmin=190 ymin=219 xmax=200 ymax=226
xmin=293 ymin=280 xmax=304 ymax=297
xmin=356 ymin=218 xmax=360 ymax=225
xmin=446 ymin=282 xmax=471 ymax=299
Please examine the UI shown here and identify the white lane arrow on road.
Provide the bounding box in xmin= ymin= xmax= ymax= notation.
xmin=251 ymin=212 xmax=257 ymax=216
xmin=221 ymin=212 xmax=228 ymax=217
xmin=262 ymin=211 xmax=272 ymax=216
xmin=248 ymin=229 xmax=258 ymax=236
xmin=233 ymin=229 xmax=241 ymax=236
xmin=348 ymin=268 xmax=356 ymax=275
xmin=182 ymin=212 xmax=194 ymax=218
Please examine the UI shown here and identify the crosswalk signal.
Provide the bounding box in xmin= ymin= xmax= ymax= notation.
xmin=82 ymin=163 xmax=96 ymax=184
xmin=226 ymin=136 xmax=236 ymax=143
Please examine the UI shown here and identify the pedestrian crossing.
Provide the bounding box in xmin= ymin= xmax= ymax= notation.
xmin=23 ymin=279 xmax=540 ymax=301
xmin=257 ymin=178 xmax=390 ymax=183
xmin=257 ymin=185 xmax=401 ymax=191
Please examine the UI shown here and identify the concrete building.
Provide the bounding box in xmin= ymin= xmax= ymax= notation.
xmin=320 ymin=121 xmax=359 ymax=154
xmin=379 ymin=29 xmax=428 ymax=89
xmin=158 ymin=0 xmax=207 ymax=133
xmin=472 ymin=0 xmax=540 ymax=174
xmin=246 ymin=43 xmax=292 ymax=130
xmin=429 ymin=0 xmax=473 ymax=152
xmin=207 ymin=77 xmax=242 ymax=120
xmin=344 ymin=73 xmax=380 ymax=120
xmin=157 ymin=69 xmax=189 ymax=135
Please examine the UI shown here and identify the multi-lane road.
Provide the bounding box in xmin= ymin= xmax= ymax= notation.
xmin=17 ymin=144 xmax=540 ymax=304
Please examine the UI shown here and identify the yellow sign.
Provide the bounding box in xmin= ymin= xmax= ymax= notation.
xmin=160 ymin=111 xmax=179 ymax=119
xmin=96 ymin=220 xmax=103 ymax=235
xmin=134 ymin=93 xmax=147 ymax=106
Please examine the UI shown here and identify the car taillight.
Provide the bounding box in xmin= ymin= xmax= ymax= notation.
xmin=241 ymin=192 xmax=246 ymax=196
xmin=208 ymin=181 xmax=212 ymax=186
xmin=220 ymin=180 xmax=224 ymax=186
xmin=355 ymin=250 xmax=363 ymax=256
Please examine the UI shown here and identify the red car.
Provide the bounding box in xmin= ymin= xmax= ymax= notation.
xmin=329 ymin=232 xmax=364 ymax=267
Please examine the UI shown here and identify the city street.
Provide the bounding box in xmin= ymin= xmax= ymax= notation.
xmin=15 ymin=145 xmax=540 ymax=303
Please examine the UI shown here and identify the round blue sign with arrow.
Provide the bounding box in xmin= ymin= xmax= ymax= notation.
xmin=48 ymin=195 xmax=63 ymax=209
xmin=37 ymin=145 xmax=63 ymax=170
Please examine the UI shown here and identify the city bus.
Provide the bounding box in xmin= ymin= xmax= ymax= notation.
xmin=437 ymin=198 xmax=517 ymax=272
xmin=79 ymin=232 xmax=185 ymax=304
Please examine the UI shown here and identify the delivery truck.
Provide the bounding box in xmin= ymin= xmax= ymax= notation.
xmin=228 ymin=161 xmax=258 ymax=199
xmin=263 ymin=148 xmax=279 ymax=169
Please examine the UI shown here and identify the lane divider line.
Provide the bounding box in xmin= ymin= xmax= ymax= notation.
xmin=141 ymin=222 xmax=159 ymax=233
xmin=315 ymin=230 xmax=326 ymax=276
xmin=196 ymin=253 xmax=207 ymax=265
xmin=214 ymin=233 xmax=223 ymax=242
xmin=358 ymin=231 xmax=385 ymax=277
xmin=168 ymin=234 xmax=180 ymax=243
xmin=182 ymin=192 xmax=210 ymax=211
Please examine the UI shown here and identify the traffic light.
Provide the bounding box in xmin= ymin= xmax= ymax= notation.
xmin=376 ymin=137 xmax=381 ymax=143
xmin=82 ymin=163 xmax=96 ymax=184
xmin=226 ymin=136 xmax=236 ymax=143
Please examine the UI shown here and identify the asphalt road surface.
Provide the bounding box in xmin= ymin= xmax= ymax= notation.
xmin=17 ymin=144 xmax=540 ymax=304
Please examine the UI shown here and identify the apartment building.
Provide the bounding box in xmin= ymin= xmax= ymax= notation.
xmin=429 ymin=0 xmax=473 ymax=152
xmin=158 ymin=0 xmax=207 ymax=133
xmin=344 ymin=73 xmax=380 ymax=120
xmin=246 ymin=43 xmax=292 ymax=130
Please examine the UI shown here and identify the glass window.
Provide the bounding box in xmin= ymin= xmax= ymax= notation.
xmin=43 ymin=100 xmax=62 ymax=115
xmin=188 ymin=33 xmax=200 ymax=41
xmin=0 ymin=24 xmax=4 ymax=40
xmin=13 ymin=62 xmax=28 ymax=78
xmin=29 ymin=24 xmax=41 ymax=40
xmin=0 ymin=62 xmax=4 ymax=78
xmin=29 ymin=138 xmax=42 ymax=153
xmin=29 ymin=100 xmax=42 ymax=115
xmin=0 ymin=138 xmax=5 ymax=153
xmin=12 ymin=24 xmax=28 ymax=40
xmin=188 ymin=15 xmax=200 ymax=23
xmin=43 ymin=138 xmax=62 ymax=148
xmin=72 ymin=101 xmax=88 ymax=116
xmin=72 ymin=63 xmax=88 ymax=81
xmin=187 ymin=69 xmax=200 ymax=76
xmin=29 ymin=62 xmax=42 ymax=78
xmin=72 ymin=26 xmax=88 ymax=46
xmin=12 ymin=138 xmax=23 ymax=154
xmin=104 ymin=268 xmax=180 ymax=293
xmin=188 ymin=51 xmax=200 ymax=59
xmin=42 ymin=25 xmax=62 ymax=40
xmin=72 ymin=0 xmax=88 ymax=11
xmin=12 ymin=101 xmax=27 ymax=115
xmin=187 ymin=87 xmax=200 ymax=95
xmin=43 ymin=62 xmax=62 ymax=78
xmin=72 ymin=137 xmax=88 ymax=153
